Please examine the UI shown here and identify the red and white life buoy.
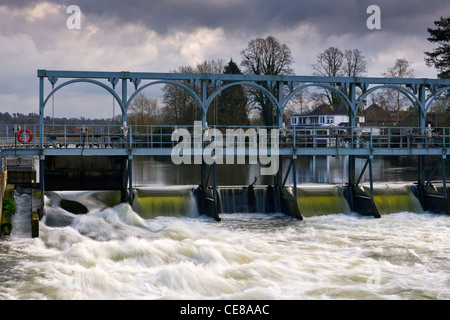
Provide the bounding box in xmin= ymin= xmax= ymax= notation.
xmin=17 ymin=129 xmax=34 ymax=144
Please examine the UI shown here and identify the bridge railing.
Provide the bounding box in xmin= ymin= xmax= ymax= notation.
xmin=1 ymin=124 xmax=449 ymax=151
xmin=282 ymin=126 xmax=449 ymax=149
xmin=0 ymin=124 xmax=42 ymax=148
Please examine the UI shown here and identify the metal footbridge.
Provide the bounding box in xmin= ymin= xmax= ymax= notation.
xmin=31 ymin=69 xmax=450 ymax=156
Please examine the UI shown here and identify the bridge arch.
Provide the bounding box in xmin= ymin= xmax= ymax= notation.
xmin=42 ymin=79 xmax=124 ymax=114
xmin=204 ymin=81 xmax=280 ymax=115
xmin=282 ymin=83 xmax=352 ymax=113
xmin=126 ymin=80 xmax=203 ymax=114
xmin=355 ymin=84 xmax=422 ymax=114
xmin=425 ymin=86 xmax=450 ymax=112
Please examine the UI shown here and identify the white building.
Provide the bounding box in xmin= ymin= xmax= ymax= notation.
xmin=288 ymin=104 xmax=367 ymax=148
xmin=290 ymin=104 xmax=365 ymax=127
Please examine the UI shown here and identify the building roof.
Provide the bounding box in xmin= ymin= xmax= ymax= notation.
xmin=307 ymin=104 xmax=348 ymax=116
xmin=292 ymin=103 xmax=362 ymax=117
xmin=364 ymin=104 xmax=391 ymax=123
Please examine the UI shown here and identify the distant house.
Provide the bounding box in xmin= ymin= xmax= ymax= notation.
xmin=288 ymin=104 xmax=366 ymax=148
xmin=363 ymin=104 xmax=392 ymax=126
xmin=290 ymin=104 xmax=365 ymax=126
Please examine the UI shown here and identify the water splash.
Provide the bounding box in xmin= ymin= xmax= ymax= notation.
xmin=0 ymin=190 xmax=448 ymax=300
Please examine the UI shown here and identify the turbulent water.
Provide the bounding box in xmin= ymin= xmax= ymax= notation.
xmin=0 ymin=189 xmax=449 ymax=300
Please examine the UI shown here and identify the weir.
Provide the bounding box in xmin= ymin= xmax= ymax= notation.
xmin=216 ymin=185 xmax=282 ymax=214
xmin=35 ymin=181 xmax=430 ymax=223
xmin=132 ymin=186 xmax=199 ymax=219
xmin=371 ymin=183 xmax=423 ymax=214
xmin=295 ymin=184 xmax=351 ymax=217
xmin=1 ymin=69 xmax=450 ymax=237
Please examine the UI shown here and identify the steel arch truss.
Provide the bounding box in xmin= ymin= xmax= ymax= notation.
xmin=38 ymin=69 xmax=450 ymax=145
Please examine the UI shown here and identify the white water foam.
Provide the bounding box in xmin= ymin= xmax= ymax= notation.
xmin=0 ymin=192 xmax=449 ymax=300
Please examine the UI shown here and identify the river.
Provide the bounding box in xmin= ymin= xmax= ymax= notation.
xmin=0 ymin=156 xmax=449 ymax=301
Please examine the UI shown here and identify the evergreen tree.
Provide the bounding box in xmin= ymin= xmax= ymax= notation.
xmin=425 ymin=16 xmax=450 ymax=79
xmin=217 ymin=60 xmax=250 ymax=126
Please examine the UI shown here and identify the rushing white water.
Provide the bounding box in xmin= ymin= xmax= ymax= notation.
xmin=0 ymin=191 xmax=449 ymax=300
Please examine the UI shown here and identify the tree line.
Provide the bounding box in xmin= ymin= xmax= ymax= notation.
xmin=0 ymin=111 xmax=113 ymax=126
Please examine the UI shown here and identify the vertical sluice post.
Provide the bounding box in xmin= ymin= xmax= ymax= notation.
xmin=279 ymin=156 xmax=302 ymax=219
xmin=417 ymin=155 xmax=425 ymax=207
xmin=368 ymin=156 xmax=375 ymax=210
xmin=276 ymin=82 xmax=283 ymax=188
xmin=442 ymin=156 xmax=448 ymax=214
xmin=417 ymin=84 xmax=427 ymax=208
xmin=292 ymin=155 xmax=297 ymax=201
xmin=33 ymin=154 xmax=46 ymax=238
xmin=192 ymin=80 xmax=220 ymax=221
xmin=213 ymin=161 xmax=217 ymax=207
xmin=39 ymin=155 xmax=45 ymax=207
xmin=128 ymin=155 xmax=133 ymax=204
xmin=347 ymin=83 xmax=357 ymax=212
xmin=350 ymin=157 xmax=380 ymax=218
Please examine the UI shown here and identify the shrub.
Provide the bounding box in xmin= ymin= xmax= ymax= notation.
xmin=2 ymin=197 xmax=16 ymax=214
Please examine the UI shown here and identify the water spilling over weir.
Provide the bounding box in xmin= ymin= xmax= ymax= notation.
xmin=40 ymin=182 xmax=432 ymax=222
xmin=132 ymin=187 xmax=199 ymax=219
xmin=295 ymin=184 xmax=351 ymax=217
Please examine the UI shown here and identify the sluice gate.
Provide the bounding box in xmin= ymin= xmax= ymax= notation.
xmin=37 ymin=181 xmax=440 ymax=222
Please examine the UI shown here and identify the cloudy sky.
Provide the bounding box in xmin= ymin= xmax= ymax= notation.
xmin=0 ymin=0 xmax=448 ymax=119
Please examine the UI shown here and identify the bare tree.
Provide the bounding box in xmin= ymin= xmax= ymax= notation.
xmin=241 ymin=36 xmax=294 ymax=75
xmin=283 ymin=83 xmax=314 ymax=121
xmin=312 ymin=47 xmax=367 ymax=106
xmin=312 ymin=47 xmax=344 ymax=78
xmin=161 ymin=60 xmax=228 ymax=125
xmin=240 ymin=36 xmax=294 ymax=125
xmin=383 ymin=58 xmax=414 ymax=79
xmin=428 ymin=97 xmax=448 ymax=113
xmin=196 ymin=58 xmax=225 ymax=74
xmin=382 ymin=58 xmax=415 ymax=124
xmin=343 ymin=49 xmax=367 ymax=77
xmin=312 ymin=47 xmax=344 ymax=105
xmin=196 ymin=59 xmax=225 ymax=125
xmin=162 ymin=65 xmax=198 ymax=125
xmin=128 ymin=93 xmax=160 ymax=126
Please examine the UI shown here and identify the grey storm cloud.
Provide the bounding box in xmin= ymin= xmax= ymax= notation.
xmin=3 ymin=0 xmax=449 ymax=37
xmin=0 ymin=0 xmax=448 ymax=118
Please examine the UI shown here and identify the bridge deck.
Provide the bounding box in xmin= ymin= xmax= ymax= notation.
xmin=1 ymin=124 xmax=450 ymax=158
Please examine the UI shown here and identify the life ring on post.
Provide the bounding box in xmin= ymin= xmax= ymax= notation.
xmin=17 ymin=128 xmax=34 ymax=144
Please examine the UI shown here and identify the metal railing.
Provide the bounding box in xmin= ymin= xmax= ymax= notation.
xmin=1 ymin=124 xmax=449 ymax=151
xmin=282 ymin=126 xmax=450 ymax=149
